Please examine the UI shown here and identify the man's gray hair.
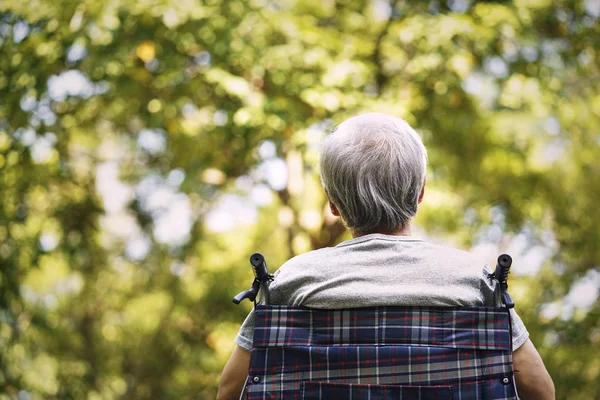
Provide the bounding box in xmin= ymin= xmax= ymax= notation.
xmin=320 ymin=113 xmax=428 ymax=235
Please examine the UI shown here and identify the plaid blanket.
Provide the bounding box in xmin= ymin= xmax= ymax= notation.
xmin=247 ymin=305 xmax=516 ymax=399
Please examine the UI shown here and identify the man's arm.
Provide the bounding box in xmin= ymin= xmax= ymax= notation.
xmin=513 ymin=339 xmax=555 ymax=399
xmin=217 ymin=345 xmax=251 ymax=400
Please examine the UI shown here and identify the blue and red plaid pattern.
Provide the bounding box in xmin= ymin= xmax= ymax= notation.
xmin=247 ymin=305 xmax=516 ymax=399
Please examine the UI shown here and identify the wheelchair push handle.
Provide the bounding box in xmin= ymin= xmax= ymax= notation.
xmin=494 ymin=254 xmax=515 ymax=309
xmin=233 ymin=252 xmax=274 ymax=306
xmin=250 ymin=253 xmax=270 ymax=282
xmin=232 ymin=284 xmax=259 ymax=305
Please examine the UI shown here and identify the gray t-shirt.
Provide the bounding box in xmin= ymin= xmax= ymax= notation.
xmin=235 ymin=234 xmax=529 ymax=351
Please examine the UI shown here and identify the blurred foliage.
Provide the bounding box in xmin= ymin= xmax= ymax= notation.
xmin=0 ymin=0 xmax=599 ymax=398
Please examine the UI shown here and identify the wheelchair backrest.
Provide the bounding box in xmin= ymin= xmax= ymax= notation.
xmin=246 ymin=305 xmax=516 ymax=399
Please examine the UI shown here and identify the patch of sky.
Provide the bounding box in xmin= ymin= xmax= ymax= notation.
xmin=543 ymin=138 xmax=566 ymax=163
xmin=66 ymin=43 xmax=88 ymax=63
xmin=28 ymin=114 xmax=41 ymax=129
xmin=204 ymin=194 xmax=258 ymax=233
xmin=38 ymin=102 xmax=57 ymax=126
xmin=564 ymin=269 xmax=600 ymax=310
xmin=541 ymin=40 xmax=567 ymax=70
xmin=48 ymin=70 xmax=95 ymax=101
xmin=251 ymin=184 xmax=273 ymax=206
xmin=135 ymin=174 xmax=193 ymax=246
xmin=471 ymin=227 xmax=557 ymax=277
xmin=577 ymin=49 xmax=592 ymax=67
xmin=54 ymin=275 xmax=83 ymax=296
xmin=194 ymin=51 xmax=211 ymax=66
xmin=31 ymin=132 xmax=57 ymax=164
xmin=520 ymin=45 xmax=539 ymax=62
xmin=170 ymin=261 xmax=186 ymax=277
xmin=137 ymin=128 xmax=166 ymax=155
xmin=471 ymin=210 xmax=558 ymax=276
xmin=21 ymin=94 xmax=57 ymax=126
xmin=93 ymin=81 xmax=111 ymax=96
xmin=584 ymin=0 xmax=600 ymax=18
xmin=462 ymin=208 xmax=478 ymax=225
xmin=155 ymin=194 xmax=192 ymax=245
xmin=504 ymin=229 xmax=557 ymax=276
xmin=235 ymin=175 xmax=254 ymax=192
xmin=96 ymin=161 xmax=134 ymax=213
xmin=447 ymin=0 xmax=470 ymax=14
xmin=259 ymin=158 xmax=288 ymax=191
xmin=555 ymin=9 xmax=569 ymax=23
xmin=12 ymin=20 xmax=29 ymax=43
xmin=167 ymin=169 xmax=185 ymax=187
xmin=258 ymin=140 xmax=277 ymax=159
xmin=544 ymin=117 xmax=560 ymax=136
xmin=484 ymin=56 xmax=509 ymax=78
xmin=39 ymin=232 xmax=59 ymax=252
xmin=462 ymin=72 xmax=499 ymax=109
xmin=182 ymin=103 xmax=198 ymax=119
xmin=306 ymin=120 xmax=332 ymax=151
xmin=213 ymin=109 xmax=228 ymax=126
xmin=20 ymin=95 xmax=36 ymax=112
xmin=371 ymin=0 xmax=392 ymax=21
xmin=18 ymin=390 xmax=31 ymax=400
xmin=125 ymin=234 xmax=152 ymax=261
xmin=0 ymin=23 xmax=11 ymax=38
xmin=15 ymin=127 xmax=37 ymax=146
xmin=541 ymin=269 xmax=600 ymax=320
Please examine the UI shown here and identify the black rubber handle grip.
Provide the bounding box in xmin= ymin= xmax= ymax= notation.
xmin=495 ymin=254 xmax=512 ymax=282
xmin=250 ymin=253 xmax=269 ymax=282
xmin=233 ymin=290 xmax=250 ymax=304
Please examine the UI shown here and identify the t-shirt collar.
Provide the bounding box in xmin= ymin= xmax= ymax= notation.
xmin=336 ymin=233 xmax=425 ymax=247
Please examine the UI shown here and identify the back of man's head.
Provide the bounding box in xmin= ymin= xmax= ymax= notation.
xmin=320 ymin=113 xmax=428 ymax=235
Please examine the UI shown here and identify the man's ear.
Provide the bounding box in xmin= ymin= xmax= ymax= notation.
xmin=418 ymin=180 xmax=426 ymax=204
xmin=325 ymin=191 xmax=340 ymax=216
xmin=329 ymin=200 xmax=340 ymax=217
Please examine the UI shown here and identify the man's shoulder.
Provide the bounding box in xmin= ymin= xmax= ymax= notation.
xmin=276 ymin=238 xmax=486 ymax=273
xmin=420 ymin=241 xmax=483 ymax=262
xmin=267 ymin=236 xmax=493 ymax=307
xmin=420 ymin=241 xmax=490 ymax=274
xmin=277 ymin=246 xmax=338 ymax=273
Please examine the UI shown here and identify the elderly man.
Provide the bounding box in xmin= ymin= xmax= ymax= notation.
xmin=218 ymin=113 xmax=555 ymax=399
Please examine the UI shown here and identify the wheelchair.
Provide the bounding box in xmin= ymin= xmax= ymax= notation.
xmin=233 ymin=253 xmax=518 ymax=399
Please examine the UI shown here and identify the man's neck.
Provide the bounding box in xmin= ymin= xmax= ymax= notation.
xmin=351 ymin=224 xmax=412 ymax=238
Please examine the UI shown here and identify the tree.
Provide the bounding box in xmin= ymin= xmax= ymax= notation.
xmin=0 ymin=0 xmax=598 ymax=398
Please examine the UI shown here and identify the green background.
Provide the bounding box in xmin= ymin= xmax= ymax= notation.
xmin=0 ymin=0 xmax=599 ymax=398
